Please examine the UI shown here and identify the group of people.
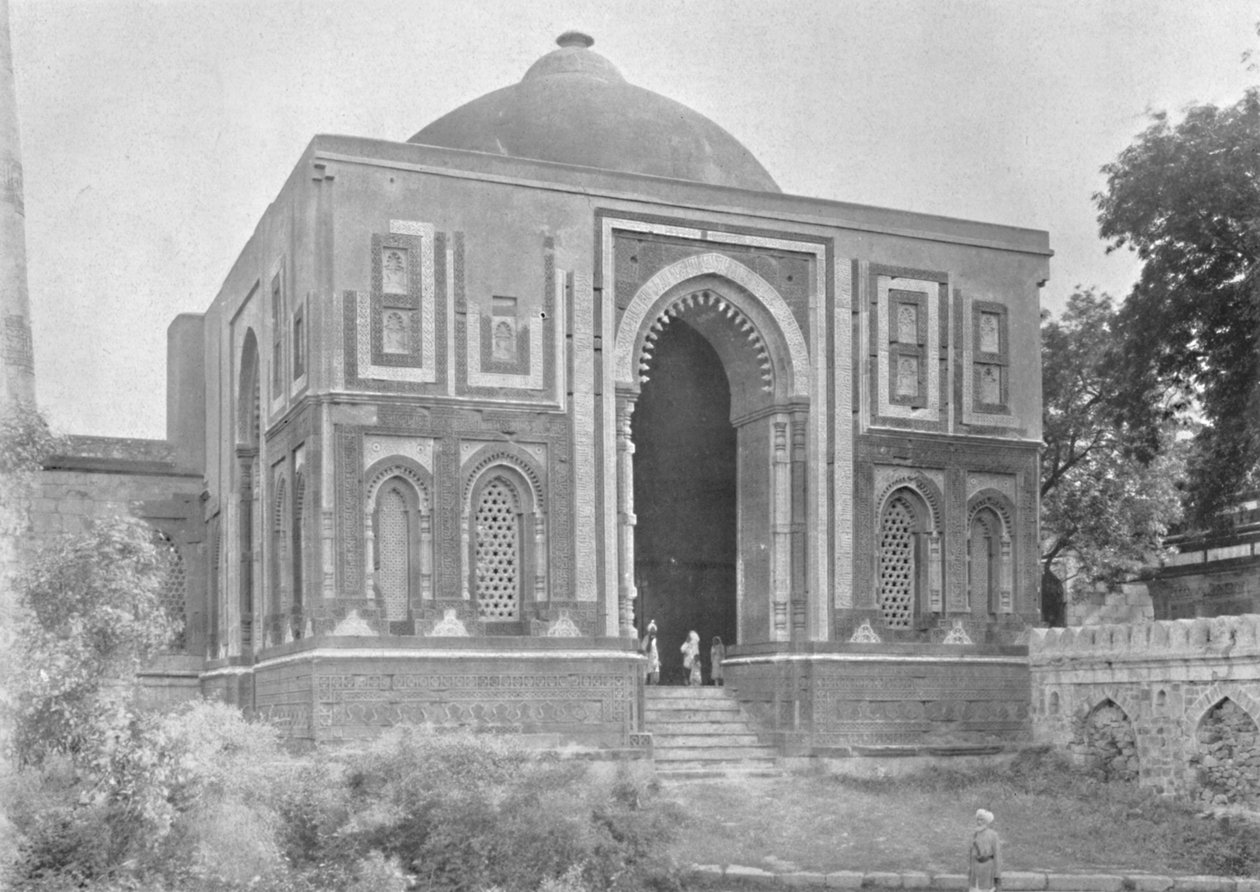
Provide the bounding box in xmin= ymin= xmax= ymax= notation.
xmin=639 ymin=621 xmax=725 ymax=686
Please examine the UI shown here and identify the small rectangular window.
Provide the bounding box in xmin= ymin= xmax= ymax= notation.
xmin=971 ymin=302 xmax=1009 ymax=412
xmin=888 ymin=288 xmax=928 ymax=408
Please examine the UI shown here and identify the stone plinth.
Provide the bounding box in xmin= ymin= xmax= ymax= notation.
xmin=725 ymin=642 xmax=1030 ymax=750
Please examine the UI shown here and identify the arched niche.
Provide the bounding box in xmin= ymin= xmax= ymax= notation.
xmin=966 ymin=489 xmax=1015 ymax=615
xmin=459 ymin=446 xmax=547 ymax=631
xmin=234 ymin=330 xmax=261 ymax=654
xmin=363 ymin=457 xmax=434 ymax=629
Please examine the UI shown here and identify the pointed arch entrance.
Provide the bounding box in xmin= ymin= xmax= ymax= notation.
xmin=633 ymin=318 xmax=736 ymax=681
xmin=614 ymin=254 xmax=812 ymax=649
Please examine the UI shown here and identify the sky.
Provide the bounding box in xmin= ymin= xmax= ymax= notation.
xmin=10 ymin=0 xmax=1259 ymax=440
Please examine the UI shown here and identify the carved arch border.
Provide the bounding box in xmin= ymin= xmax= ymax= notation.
xmin=1186 ymin=683 xmax=1260 ymax=732
xmin=365 ymin=456 xmax=434 ymax=512
xmin=460 ymin=445 xmax=545 ymax=510
xmin=967 ymin=488 xmax=1015 ymax=534
xmin=875 ymin=472 xmax=944 ymax=533
xmin=613 ymin=251 xmax=810 ymax=399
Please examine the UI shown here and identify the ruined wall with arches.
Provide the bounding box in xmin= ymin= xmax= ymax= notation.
xmin=1030 ymin=616 xmax=1260 ymax=802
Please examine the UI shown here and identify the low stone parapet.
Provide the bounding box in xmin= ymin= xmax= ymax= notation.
xmin=1029 ymin=616 xmax=1260 ymax=663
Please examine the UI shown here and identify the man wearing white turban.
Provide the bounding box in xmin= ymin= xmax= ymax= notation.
xmin=968 ymin=809 xmax=1001 ymax=892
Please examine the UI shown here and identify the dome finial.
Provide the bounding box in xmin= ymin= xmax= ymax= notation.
xmin=556 ymin=31 xmax=594 ymax=49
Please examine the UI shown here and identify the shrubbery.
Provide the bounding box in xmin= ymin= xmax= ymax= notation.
xmin=279 ymin=727 xmax=682 ymax=892
xmin=3 ymin=711 xmax=682 ymax=891
xmin=2 ymin=505 xmax=681 ymax=891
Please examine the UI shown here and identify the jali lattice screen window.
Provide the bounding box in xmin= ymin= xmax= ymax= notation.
xmin=878 ymin=494 xmax=919 ymax=629
xmin=474 ymin=476 xmax=521 ymax=620
xmin=154 ymin=531 xmax=187 ymax=651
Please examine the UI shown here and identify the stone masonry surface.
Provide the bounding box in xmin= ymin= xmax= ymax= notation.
xmin=1029 ymin=616 xmax=1260 ymax=800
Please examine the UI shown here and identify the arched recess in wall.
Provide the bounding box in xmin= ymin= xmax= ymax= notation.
xmin=208 ymin=515 xmax=221 ymax=657
xmin=292 ymin=472 xmax=306 ymax=626
xmin=1075 ymin=698 xmax=1139 ymax=782
xmin=967 ymin=490 xmax=1015 ymax=615
xmin=461 ymin=446 xmax=546 ymax=629
xmin=874 ymin=475 xmax=944 ymax=631
xmin=363 ymin=458 xmax=434 ymax=627
xmin=612 ymin=251 xmax=815 ymax=644
xmin=269 ymin=472 xmax=290 ymax=644
xmin=1193 ymin=697 xmax=1260 ymax=804
xmin=236 ymin=330 xmax=261 ymax=653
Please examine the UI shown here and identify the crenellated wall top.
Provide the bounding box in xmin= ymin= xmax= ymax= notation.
xmin=1028 ymin=615 xmax=1260 ymax=663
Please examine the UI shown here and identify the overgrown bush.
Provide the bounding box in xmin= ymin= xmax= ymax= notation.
xmin=8 ymin=517 xmax=179 ymax=769
xmin=7 ymin=714 xmax=682 ymax=891
xmin=4 ymin=700 xmax=297 ymax=890
xmin=283 ymin=727 xmax=683 ymax=892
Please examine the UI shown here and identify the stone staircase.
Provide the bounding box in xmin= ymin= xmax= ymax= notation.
xmin=643 ymin=686 xmax=781 ymax=779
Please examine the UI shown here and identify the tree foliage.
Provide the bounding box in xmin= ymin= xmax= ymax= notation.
xmin=1040 ymin=290 xmax=1186 ymax=611
xmin=1095 ymin=86 xmax=1260 ymax=524
xmin=0 ymin=402 xmax=65 ymax=479
xmin=8 ymin=517 xmax=178 ymax=768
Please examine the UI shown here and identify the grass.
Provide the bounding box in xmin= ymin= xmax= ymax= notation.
xmin=662 ymin=749 xmax=1260 ymax=878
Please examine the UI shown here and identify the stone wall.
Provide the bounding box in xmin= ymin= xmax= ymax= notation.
xmin=1066 ymin=581 xmax=1155 ymax=627
xmin=31 ymin=436 xmax=205 ymax=699
xmin=1029 ymin=616 xmax=1260 ymax=802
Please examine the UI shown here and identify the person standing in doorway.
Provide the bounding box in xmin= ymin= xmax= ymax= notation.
xmin=968 ymin=809 xmax=1001 ymax=892
xmin=681 ymin=630 xmax=701 ymax=686
xmin=710 ymin=636 xmax=726 ymax=686
xmin=641 ymin=620 xmax=660 ymax=685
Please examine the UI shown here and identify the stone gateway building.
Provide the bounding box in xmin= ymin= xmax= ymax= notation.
xmin=35 ymin=34 xmax=1050 ymax=754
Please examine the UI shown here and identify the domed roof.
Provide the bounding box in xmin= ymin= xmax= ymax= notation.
xmin=409 ymin=32 xmax=780 ymax=193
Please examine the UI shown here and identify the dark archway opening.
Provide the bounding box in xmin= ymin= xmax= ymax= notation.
xmin=634 ymin=319 xmax=737 ymax=684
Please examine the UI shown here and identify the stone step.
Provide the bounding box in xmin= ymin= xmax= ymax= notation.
xmin=650 ymin=715 xmax=756 ymax=730
xmin=645 ymin=695 xmax=741 ymax=707
xmin=650 ymin=733 xmax=764 ymax=747
xmin=645 ymin=705 xmax=740 ymax=720
xmin=643 ymin=685 xmax=782 ymax=777
xmin=653 ymin=745 xmax=780 ymax=762
xmin=645 ymin=686 xmax=730 ymax=698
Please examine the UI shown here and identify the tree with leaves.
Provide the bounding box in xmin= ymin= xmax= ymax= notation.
xmin=1040 ymin=289 xmax=1187 ymax=625
xmin=9 ymin=517 xmax=179 ymax=768
xmin=1095 ymin=86 xmax=1260 ymax=526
